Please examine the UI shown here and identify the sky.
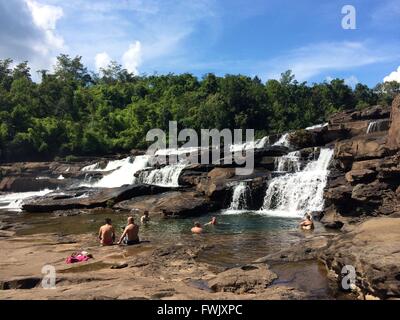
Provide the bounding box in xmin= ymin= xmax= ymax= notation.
xmin=0 ymin=0 xmax=399 ymax=86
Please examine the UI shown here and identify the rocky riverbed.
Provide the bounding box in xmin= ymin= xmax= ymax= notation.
xmin=0 ymin=97 xmax=399 ymax=300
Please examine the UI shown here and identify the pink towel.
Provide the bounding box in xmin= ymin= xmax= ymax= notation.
xmin=66 ymin=253 xmax=91 ymax=264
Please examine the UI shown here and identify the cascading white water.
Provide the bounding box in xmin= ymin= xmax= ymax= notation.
xmin=226 ymin=182 xmax=249 ymax=212
xmin=366 ymin=119 xmax=390 ymax=134
xmin=155 ymin=147 xmax=204 ymax=157
xmin=136 ymin=162 xmax=186 ymax=187
xmin=306 ymin=123 xmax=328 ymax=130
xmin=229 ymin=136 xmax=270 ymax=152
xmin=261 ymin=148 xmax=334 ymax=217
xmin=273 ymin=133 xmax=290 ymax=147
xmin=83 ymin=155 xmax=150 ymax=188
xmin=81 ymin=157 xmax=131 ymax=172
xmin=275 ymin=151 xmax=301 ymax=172
xmin=0 ymin=189 xmax=53 ymax=212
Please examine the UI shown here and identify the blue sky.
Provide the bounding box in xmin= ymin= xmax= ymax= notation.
xmin=1 ymin=0 xmax=399 ymax=86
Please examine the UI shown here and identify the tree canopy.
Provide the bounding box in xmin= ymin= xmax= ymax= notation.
xmin=0 ymin=55 xmax=399 ymax=161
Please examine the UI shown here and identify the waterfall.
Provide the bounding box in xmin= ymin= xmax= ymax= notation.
xmin=366 ymin=119 xmax=390 ymax=134
xmin=155 ymin=147 xmax=203 ymax=156
xmin=261 ymin=148 xmax=334 ymax=217
xmin=230 ymin=182 xmax=249 ymax=210
xmin=229 ymin=136 xmax=270 ymax=152
xmin=85 ymin=155 xmax=150 ymax=188
xmin=275 ymin=151 xmax=301 ymax=172
xmin=306 ymin=123 xmax=328 ymax=130
xmin=136 ymin=162 xmax=186 ymax=187
xmin=81 ymin=157 xmax=131 ymax=172
xmin=0 ymin=189 xmax=53 ymax=212
xmin=273 ymin=133 xmax=290 ymax=147
xmin=222 ymin=182 xmax=250 ymax=214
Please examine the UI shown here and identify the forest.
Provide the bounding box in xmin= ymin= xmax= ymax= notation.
xmin=0 ymin=54 xmax=399 ymax=161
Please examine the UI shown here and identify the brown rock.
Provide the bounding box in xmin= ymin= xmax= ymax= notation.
xmin=208 ymin=264 xmax=277 ymax=293
xmin=351 ymin=181 xmax=388 ymax=203
xmin=0 ymin=177 xmax=67 ymax=192
xmin=329 ymin=105 xmax=391 ymax=124
xmin=345 ymin=169 xmax=376 ymax=184
xmin=351 ymin=159 xmax=381 ymax=171
xmin=115 ymin=191 xmax=217 ymax=218
xmin=387 ymin=95 xmax=400 ymax=150
xmin=335 ymin=136 xmax=390 ymax=164
xmin=22 ymin=184 xmax=173 ymax=212
xmin=321 ymin=217 xmax=400 ymax=299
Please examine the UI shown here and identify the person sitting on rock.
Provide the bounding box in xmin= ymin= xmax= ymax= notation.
xmin=140 ymin=211 xmax=150 ymax=224
xmin=300 ymin=213 xmax=314 ymax=231
xmin=98 ymin=218 xmax=115 ymax=246
xmin=204 ymin=216 xmax=217 ymax=226
xmin=117 ymin=216 xmax=140 ymax=245
xmin=191 ymin=221 xmax=203 ymax=234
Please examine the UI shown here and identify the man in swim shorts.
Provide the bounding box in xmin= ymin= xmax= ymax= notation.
xmin=117 ymin=216 xmax=140 ymax=245
xmin=98 ymin=218 xmax=115 ymax=246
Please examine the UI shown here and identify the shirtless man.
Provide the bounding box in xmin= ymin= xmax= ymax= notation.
xmin=98 ymin=218 xmax=115 ymax=246
xmin=140 ymin=211 xmax=150 ymax=224
xmin=204 ymin=216 xmax=217 ymax=226
xmin=117 ymin=217 xmax=140 ymax=245
xmin=300 ymin=213 xmax=314 ymax=230
xmin=191 ymin=222 xmax=203 ymax=234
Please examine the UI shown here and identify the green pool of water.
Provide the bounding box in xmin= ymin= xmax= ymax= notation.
xmin=1 ymin=208 xmax=339 ymax=299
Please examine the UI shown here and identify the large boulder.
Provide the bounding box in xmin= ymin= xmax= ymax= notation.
xmin=322 ymin=217 xmax=400 ymax=299
xmin=345 ymin=169 xmax=377 ymax=184
xmin=387 ymin=95 xmax=400 ymax=150
xmin=0 ymin=177 xmax=67 ymax=192
xmin=178 ymin=164 xmax=215 ymax=187
xmin=335 ymin=135 xmax=390 ymax=169
xmin=196 ymin=168 xmax=236 ymax=201
xmin=329 ymin=105 xmax=391 ymax=124
xmin=208 ymin=264 xmax=277 ymax=293
xmin=115 ymin=191 xmax=218 ymax=218
xmin=22 ymin=184 xmax=172 ymax=212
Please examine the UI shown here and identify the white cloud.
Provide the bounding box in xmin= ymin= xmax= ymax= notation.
xmin=0 ymin=0 xmax=66 ymax=79
xmin=41 ymin=0 xmax=218 ymax=74
xmin=325 ymin=75 xmax=359 ymax=87
xmin=265 ymin=41 xmax=397 ymax=81
xmin=95 ymin=52 xmax=112 ymax=72
xmin=25 ymin=0 xmax=64 ymax=53
xmin=345 ymin=75 xmax=359 ymax=88
xmin=383 ymin=66 xmax=400 ymax=83
xmin=122 ymin=41 xmax=142 ymax=75
xmin=26 ymin=0 xmax=63 ymax=30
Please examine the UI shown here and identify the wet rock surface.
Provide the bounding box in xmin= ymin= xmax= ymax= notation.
xmin=115 ymin=191 xmax=219 ymax=218
xmin=22 ymin=184 xmax=174 ymax=212
xmin=321 ymin=217 xmax=400 ymax=299
xmin=0 ymin=232 xmax=307 ymax=300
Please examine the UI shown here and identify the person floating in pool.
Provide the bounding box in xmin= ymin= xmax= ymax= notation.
xmin=141 ymin=210 xmax=150 ymax=225
xmin=98 ymin=218 xmax=115 ymax=246
xmin=117 ymin=216 xmax=140 ymax=245
xmin=300 ymin=213 xmax=314 ymax=231
xmin=191 ymin=221 xmax=203 ymax=234
xmin=204 ymin=216 xmax=217 ymax=226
